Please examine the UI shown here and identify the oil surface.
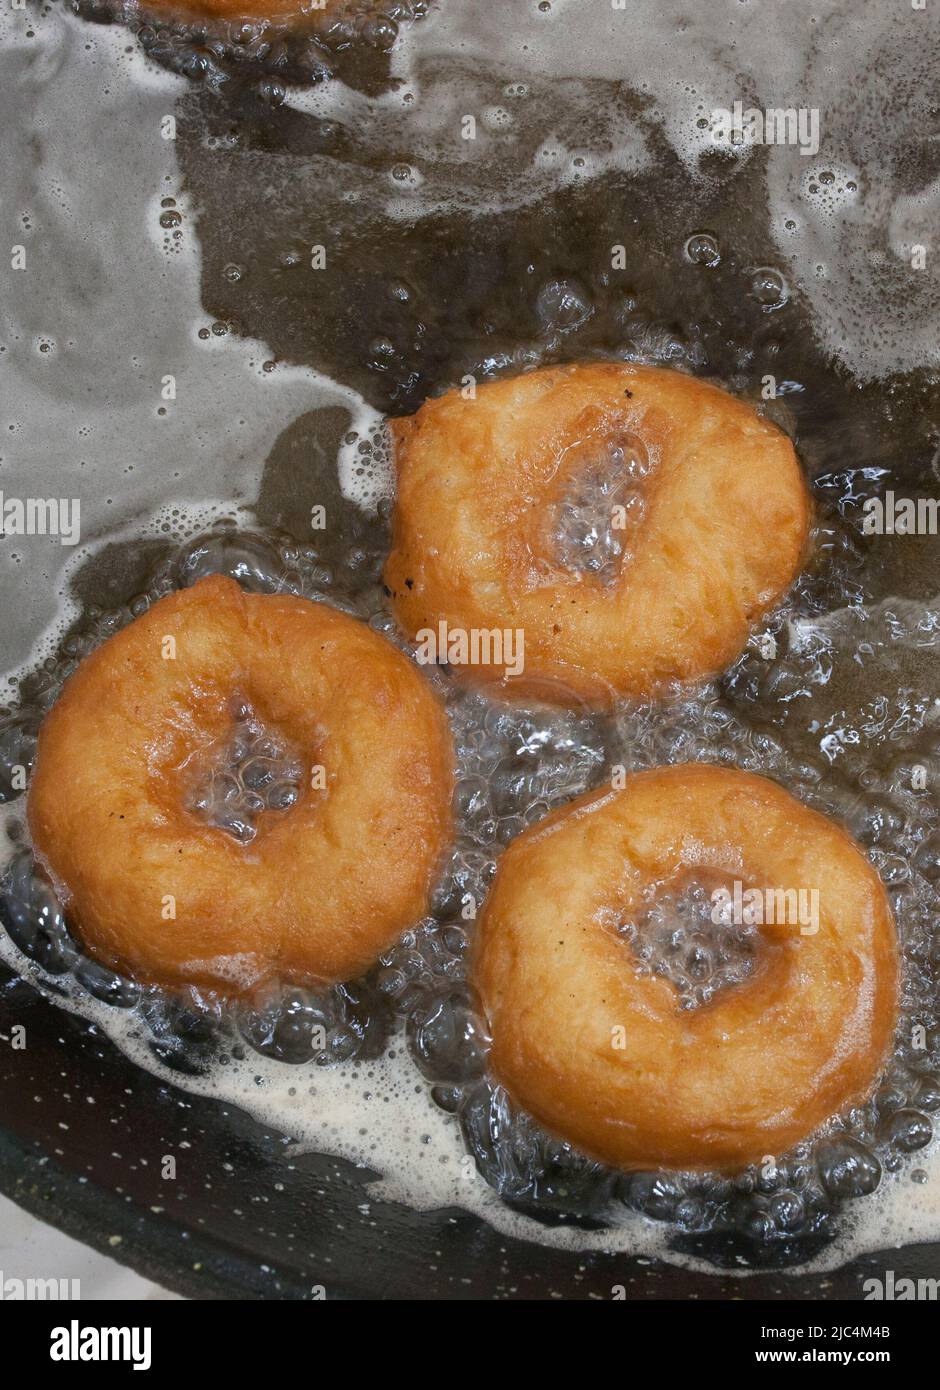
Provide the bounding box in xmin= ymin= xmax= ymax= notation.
xmin=1 ymin=0 xmax=940 ymax=1276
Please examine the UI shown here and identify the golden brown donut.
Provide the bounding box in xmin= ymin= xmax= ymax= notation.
xmin=28 ymin=576 xmax=453 ymax=994
xmin=475 ymin=764 xmax=898 ymax=1171
xmin=385 ymin=364 xmax=811 ymax=704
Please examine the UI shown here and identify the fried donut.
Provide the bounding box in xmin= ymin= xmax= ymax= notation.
xmin=475 ymin=764 xmax=897 ymax=1170
xmin=28 ymin=576 xmax=453 ymax=994
xmin=385 ymin=364 xmax=811 ymax=704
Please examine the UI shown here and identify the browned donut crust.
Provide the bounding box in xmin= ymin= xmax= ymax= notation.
xmin=475 ymin=764 xmax=898 ymax=1171
xmin=28 ymin=576 xmax=454 ymax=994
xmin=385 ymin=364 xmax=811 ymax=704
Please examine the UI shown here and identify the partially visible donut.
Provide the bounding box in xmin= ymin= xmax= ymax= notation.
xmin=28 ymin=576 xmax=454 ymax=994
xmin=117 ymin=0 xmax=368 ymax=25
xmin=475 ymin=764 xmax=898 ymax=1170
xmin=385 ymin=364 xmax=811 ymax=704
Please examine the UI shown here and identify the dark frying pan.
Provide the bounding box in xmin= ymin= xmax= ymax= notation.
xmin=6 ymin=965 xmax=940 ymax=1299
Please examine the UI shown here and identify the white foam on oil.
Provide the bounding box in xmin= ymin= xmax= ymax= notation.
xmin=0 ymin=4 xmax=384 ymax=674
xmin=283 ymin=0 xmax=940 ymax=381
xmin=335 ymin=413 xmax=395 ymax=514
xmin=281 ymin=43 xmax=650 ymax=217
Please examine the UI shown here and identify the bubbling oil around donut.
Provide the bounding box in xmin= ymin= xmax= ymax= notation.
xmin=548 ymin=432 xmax=650 ymax=586
xmin=2 ymin=508 xmax=938 ymax=1267
xmin=620 ymin=873 xmax=759 ymax=1013
xmin=183 ymin=700 xmax=307 ymax=844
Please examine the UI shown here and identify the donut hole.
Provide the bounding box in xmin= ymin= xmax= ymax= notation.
xmin=181 ymin=698 xmax=310 ymax=845
xmin=544 ymin=429 xmax=651 ymax=586
xmin=619 ymin=869 xmax=760 ymax=1011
